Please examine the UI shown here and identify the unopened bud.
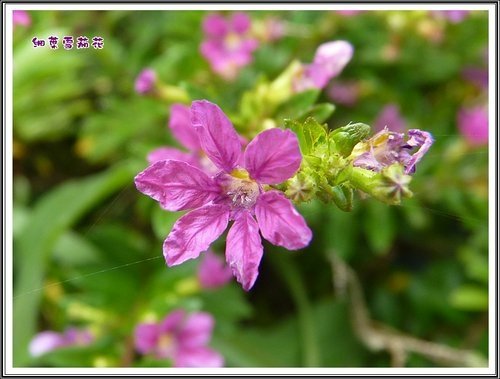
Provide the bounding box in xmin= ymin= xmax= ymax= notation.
xmin=330 ymin=123 xmax=371 ymax=156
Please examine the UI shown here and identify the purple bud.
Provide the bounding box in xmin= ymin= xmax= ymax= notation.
xmin=134 ymin=69 xmax=157 ymax=95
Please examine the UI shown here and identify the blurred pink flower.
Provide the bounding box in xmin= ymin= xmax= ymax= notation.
xmin=200 ymin=12 xmax=259 ymax=80
xmin=457 ymin=106 xmax=488 ymax=146
xmin=336 ymin=10 xmax=364 ymax=16
xmin=134 ymin=68 xmax=157 ymax=95
xmin=29 ymin=328 xmax=93 ymax=357
xmin=373 ymin=104 xmax=407 ymax=134
xmin=293 ymin=40 xmax=354 ymax=92
xmin=13 ymin=10 xmax=31 ymax=27
xmin=431 ymin=10 xmax=470 ymax=23
xmin=134 ymin=309 xmax=223 ymax=367
xmin=198 ymin=250 xmax=233 ymax=289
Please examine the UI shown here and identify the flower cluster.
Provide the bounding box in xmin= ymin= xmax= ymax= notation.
xmin=135 ymin=100 xmax=312 ymax=290
xmin=200 ymin=13 xmax=259 ymax=80
xmin=135 ymin=309 xmax=223 ymax=367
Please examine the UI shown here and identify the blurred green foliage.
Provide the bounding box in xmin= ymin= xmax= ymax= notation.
xmin=12 ymin=9 xmax=488 ymax=368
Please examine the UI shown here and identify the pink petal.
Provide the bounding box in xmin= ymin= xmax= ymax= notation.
xmin=203 ymin=13 xmax=228 ymax=37
xmin=198 ymin=250 xmax=233 ymax=289
xmin=159 ymin=309 xmax=186 ymax=333
xmin=313 ymin=40 xmax=354 ymax=79
xmin=29 ymin=331 xmax=66 ymax=357
xmin=244 ymin=128 xmax=302 ymax=185
xmin=225 ymin=211 xmax=263 ymax=291
xmin=191 ymin=100 xmax=243 ymax=172
xmin=164 ymin=204 xmax=230 ymax=266
xmin=147 ymin=147 xmax=199 ymax=167
xmin=178 ymin=312 xmax=214 ymax=348
xmin=134 ymin=323 xmax=159 ymax=355
xmin=255 ymin=191 xmax=312 ymax=250
xmin=134 ymin=160 xmax=220 ymax=211
xmin=169 ymin=103 xmax=201 ymax=152
xmin=174 ymin=346 xmax=224 ymax=367
xmin=230 ymin=12 xmax=251 ymax=33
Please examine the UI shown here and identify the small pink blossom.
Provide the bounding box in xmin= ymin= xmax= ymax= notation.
xmin=135 ymin=100 xmax=312 ymax=290
xmin=13 ymin=10 xmax=31 ymax=27
xmin=197 ymin=250 xmax=233 ymax=289
xmin=457 ymin=106 xmax=488 ymax=146
xmin=200 ymin=12 xmax=259 ymax=80
xmin=135 ymin=68 xmax=157 ymax=95
xmin=134 ymin=309 xmax=223 ymax=367
xmin=373 ymin=104 xmax=407 ymax=134
xmin=431 ymin=10 xmax=470 ymax=23
xmin=293 ymin=40 xmax=354 ymax=92
xmin=29 ymin=328 xmax=93 ymax=357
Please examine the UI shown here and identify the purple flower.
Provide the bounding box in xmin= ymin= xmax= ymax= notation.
xmin=13 ymin=10 xmax=31 ymax=27
xmin=457 ymin=106 xmax=488 ymax=146
xmin=29 ymin=328 xmax=93 ymax=357
xmin=197 ymin=250 xmax=233 ymax=289
xmin=462 ymin=67 xmax=488 ymax=90
xmin=135 ymin=100 xmax=312 ymax=290
xmin=373 ymin=104 xmax=407 ymax=134
xmin=134 ymin=309 xmax=223 ymax=367
xmin=351 ymin=127 xmax=434 ymax=174
xmin=135 ymin=68 xmax=157 ymax=95
xmin=431 ymin=10 xmax=470 ymax=23
xmin=293 ymin=40 xmax=354 ymax=92
xmin=200 ymin=12 xmax=259 ymax=80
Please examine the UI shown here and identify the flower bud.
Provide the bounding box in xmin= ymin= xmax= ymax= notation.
xmin=330 ymin=123 xmax=371 ymax=156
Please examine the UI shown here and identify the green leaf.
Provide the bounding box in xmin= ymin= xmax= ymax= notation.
xmin=285 ymin=117 xmax=327 ymax=155
xmin=449 ymin=285 xmax=488 ymax=311
xmin=13 ymin=161 xmax=140 ymax=366
xmin=276 ymin=89 xmax=320 ymax=120
xmin=297 ymin=103 xmax=336 ymax=124
xmin=330 ymin=185 xmax=353 ymax=212
xmin=53 ymin=231 xmax=102 ymax=266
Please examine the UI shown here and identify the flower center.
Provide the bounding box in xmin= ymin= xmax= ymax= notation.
xmin=225 ymin=32 xmax=241 ymax=51
xmin=225 ymin=169 xmax=260 ymax=208
xmin=157 ymin=333 xmax=176 ymax=358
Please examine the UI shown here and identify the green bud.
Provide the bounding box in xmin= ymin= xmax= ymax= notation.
xmin=330 ymin=123 xmax=371 ymax=157
xmin=330 ymin=185 xmax=353 ymax=212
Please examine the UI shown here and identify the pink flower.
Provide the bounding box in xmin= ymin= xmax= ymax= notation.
xmin=336 ymin=10 xmax=364 ymax=16
xmin=373 ymin=104 xmax=407 ymax=134
xmin=13 ymin=10 xmax=31 ymax=27
xmin=200 ymin=12 xmax=259 ymax=80
xmin=135 ymin=100 xmax=312 ymax=290
xmin=457 ymin=106 xmax=488 ymax=146
xmin=29 ymin=328 xmax=93 ymax=357
xmin=135 ymin=68 xmax=157 ymax=95
xmin=198 ymin=250 xmax=233 ymax=289
xmin=293 ymin=40 xmax=354 ymax=92
xmin=431 ymin=10 xmax=470 ymax=23
xmin=134 ymin=310 xmax=223 ymax=367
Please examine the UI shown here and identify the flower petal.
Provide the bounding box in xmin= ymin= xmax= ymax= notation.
xmin=404 ymin=129 xmax=434 ymax=174
xmin=134 ymin=323 xmax=159 ymax=355
xmin=29 ymin=331 xmax=66 ymax=357
xmin=230 ymin=12 xmax=251 ymax=33
xmin=244 ymin=128 xmax=302 ymax=184
xmin=134 ymin=160 xmax=220 ymax=211
xmin=313 ymin=40 xmax=354 ymax=79
xmin=197 ymin=250 xmax=233 ymax=289
xmin=178 ymin=312 xmax=214 ymax=348
xmin=225 ymin=211 xmax=263 ymax=291
xmin=147 ymin=147 xmax=198 ymax=167
xmin=191 ymin=100 xmax=243 ymax=172
xmin=159 ymin=309 xmax=186 ymax=333
xmin=164 ymin=204 xmax=230 ymax=266
xmin=174 ymin=347 xmax=224 ymax=368
xmin=203 ymin=13 xmax=228 ymax=37
xmin=169 ymin=103 xmax=201 ymax=151
xmin=255 ymin=191 xmax=312 ymax=250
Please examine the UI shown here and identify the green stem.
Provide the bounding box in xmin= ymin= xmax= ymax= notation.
xmin=269 ymin=254 xmax=320 ymax=367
